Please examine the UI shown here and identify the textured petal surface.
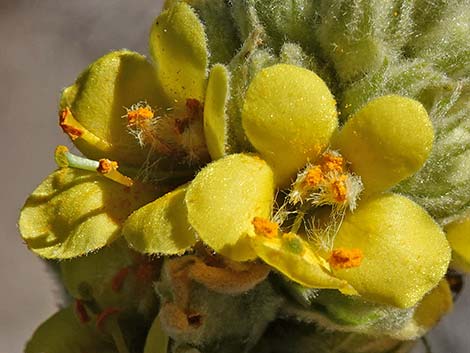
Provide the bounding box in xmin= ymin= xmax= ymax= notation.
xmin=186 ymin=154 xmax=274 ymax=261
xmin=123 ymin=186 xmax=196 ymax=255
xmin=333 ymin=193 xmax=450 ymax=308
xmin=336 ymin=95 xmax=434 ymax=194
xmin=204 ymin=64 xmax=230 ymax=160
xmin=19 ymin=168 xmax=155 ymax=259
xmin=251 ymin=234 xmax=355 ymax=294
xmin=60 ymin=50 xmax=163 ymax=165
xmin=445 ymin=218 xmax=470 ymax=272
xmin=242 ymin=64 xmax=338 ymax=186
xmin=149 ymin=2 xmax=208 ymax=105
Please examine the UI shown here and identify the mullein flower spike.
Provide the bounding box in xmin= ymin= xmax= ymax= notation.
xmin=20 ymin=1 xmax=470 ymax=352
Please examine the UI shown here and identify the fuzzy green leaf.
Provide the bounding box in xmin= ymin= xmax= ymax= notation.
xmin=19 ymin=168 xmax=155 ymax=259
xmin=25 ymin=306 xmax=116 ymax=353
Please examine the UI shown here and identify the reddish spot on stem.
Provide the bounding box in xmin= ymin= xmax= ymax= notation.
xmin=74 ymin=299 xmax=90 ymax=324
xmin=111 ymin=267 xmax=130 ymax=292
xmin=96 ymin=307 xmax=121 ymax=331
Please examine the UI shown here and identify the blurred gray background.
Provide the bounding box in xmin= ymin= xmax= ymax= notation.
xmin=0 ymin=1 xmax=468 ymax=352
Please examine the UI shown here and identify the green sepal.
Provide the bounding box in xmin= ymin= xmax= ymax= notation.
xmin=317 ymin=1 xmax=392 ymax=83
xmin=156 ymin=257 xmax=282 ymax=353
xmin=166 ymin=0 xmax=240 ymax=64
xmin=25 ymin=306 xmax=117 ymax=353
xmin=252 ymin=0 xmax=320 ymax=53
xmin=60 ymin=239 xmax=159 ymax=316
xmin=149 ymin=2 xmax=209 ymax=105
xmin=252 ymin=319 xmax=415 ymax=353
xmin=19 ymin=168 xmax=156 ymax=259
xmin=123 ymin=185 xmax=196 ymax=255
xmin=60 ymin=50 xmax=164 ymax=166
xmin=185 ymin=153 xmax=274 ymax=261
xmin=409 ymin=3 xmax=470 ymax=77
xmin=144 ymin=315 xmax=169 ymax=353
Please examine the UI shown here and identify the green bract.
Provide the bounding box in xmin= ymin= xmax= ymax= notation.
xmin=25 ymin=307 xmax=117 ymax=353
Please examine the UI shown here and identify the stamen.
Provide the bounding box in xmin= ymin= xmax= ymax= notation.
xmin=59 ymin=107 xmax=83 ymax=140
xmin=330 ymin=175 xmax=348 ymax=203
xmin=329 ymin=248 xmax=363 ymax=269
xmin=126 ymin=104 xmax=154 ymax=127
xmin=125 ymin=101 xmax=173 ymax=154
xmin=252 ymin=217 xmax=279 ymax=238
xmin=321 ymin=152 xmax=344 ymax=173
xmin=97 ymin=159 xmax=134 ymax=187
xmin=54 ymin=145 xmax=134 ymax=187
xmin=304 ymin=166 xmax=324 ymax=187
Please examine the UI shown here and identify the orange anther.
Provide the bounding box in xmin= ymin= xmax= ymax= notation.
xmin=127 ymin=106 xmax=154 ymax=126
xmin=329 ymin=248 xmax=363 ymax=269
xmin=59 ymin=108 xmax=83 ymax=140
xmin=252 ymin=217 xmax=279 ymax=238
xmin=97 ymin=159 xmax=118 ymax=174
xmin=304 ymin=166 xmax=324 ymax=187
xmin=331 ymin=175 xmax=348 ymax=203
xmin=321 ymin=153 xmax=344 ymax=173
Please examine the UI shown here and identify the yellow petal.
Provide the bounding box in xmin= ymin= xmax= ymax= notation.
xmin=149 ymin=2 xmax=209 ymax=105
xmin=204 ymin=64 xmax=230 ymax=160
xmin=390 ymin=279 xmax=453 ymax=340
xmin=445 ymin=217 xmax=470 ymax=272
xmin=242 ymin=64 xmax=338 ymax=187
xmin=123 ymin=186 xmax=196 ymax=255
xmin=185 ymin=154 xmax=274 ymax=261
xmin=60 ymin=50 xmax=164 ymax=166
xmin=19 ymin=168 xmax=155 ymax=259
xmin=251 ymin=233 xmax=356 ymax=294
xmin=335 ymin=95 xmax=434 ymax=194
xmin=333 ymin=193 xmax=450 ymax=308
